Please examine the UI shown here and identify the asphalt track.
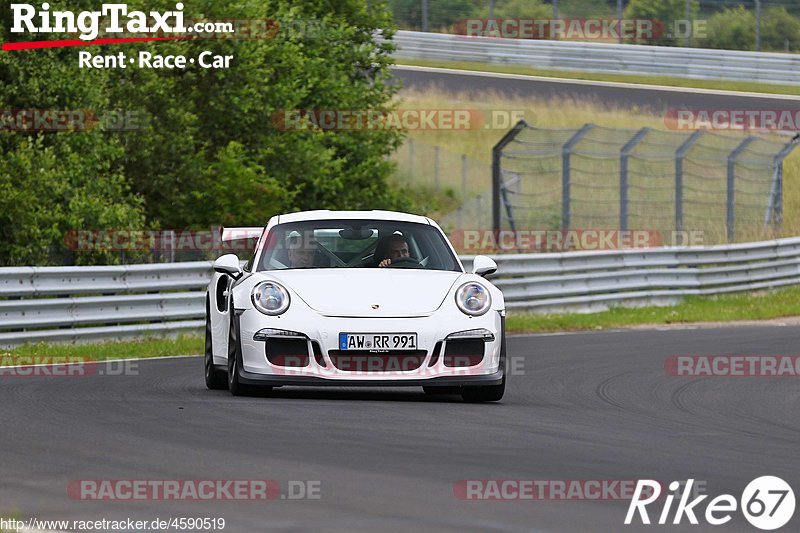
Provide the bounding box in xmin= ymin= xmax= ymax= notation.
xmin=393 ymin=65 xmax=800 ymax=113
xmin=2 ymin=326 xmax=799 ymax=532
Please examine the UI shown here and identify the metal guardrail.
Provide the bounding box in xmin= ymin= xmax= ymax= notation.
xmin=0 ymin=262 xmax=210 ymax=346
xmin=2 ymin=237 xmax=800 ymax=346
xmin=467 ymin=236 xmax=800 ymax=313
xmin=392 ymin=30 xmax=800 ymax=85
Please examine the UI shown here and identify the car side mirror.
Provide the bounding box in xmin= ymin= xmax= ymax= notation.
xmin=213 ymin=254 xmax=243 ymax=279
xmin=471 ymin=255 xmax=497 ymax=277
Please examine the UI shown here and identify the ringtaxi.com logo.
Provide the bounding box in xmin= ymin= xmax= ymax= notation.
xmin=626 ymin=477 xmax=795 ymax=530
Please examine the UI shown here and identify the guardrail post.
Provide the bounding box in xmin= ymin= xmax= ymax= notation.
xmin=620 ymin=128 xmax=650 ymax=231
xmin=727 ymin=137 xmax=757 ymax=242
xmin=561 ymin=124 xmax=594 ymax=231
xmin=675 ymin=131 xmax=704 ymax=235
xmin=492 ymin=120 xmax=529 ymax=233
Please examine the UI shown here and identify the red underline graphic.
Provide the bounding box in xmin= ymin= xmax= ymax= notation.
xmin=2 ymin=37 xmax=185 ymax=51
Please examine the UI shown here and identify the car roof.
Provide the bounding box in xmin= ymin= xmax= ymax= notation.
xmin=276 ymin=210 xmax=432 ymax=225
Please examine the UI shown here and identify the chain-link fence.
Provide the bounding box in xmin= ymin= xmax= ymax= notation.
xmin=390 ymin=139 xmax=493 ymax=231
xmin=492 ymin=121 xmax=798 ymax=243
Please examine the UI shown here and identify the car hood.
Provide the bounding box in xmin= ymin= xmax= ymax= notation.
xmin=267 ymin=269 xmax=464 ymax=317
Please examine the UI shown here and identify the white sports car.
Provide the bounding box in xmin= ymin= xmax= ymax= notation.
xmin=205 ymin=210 xmax=506 ymax=402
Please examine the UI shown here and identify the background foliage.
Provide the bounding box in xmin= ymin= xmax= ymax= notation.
xmin=0 ymin=0 xmax=406 ymax=265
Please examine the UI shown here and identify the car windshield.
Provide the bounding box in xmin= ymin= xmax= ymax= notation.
xmin=256 ymin=219 xmax=461 ymax=272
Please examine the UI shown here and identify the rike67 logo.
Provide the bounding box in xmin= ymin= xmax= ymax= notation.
xmin=626 ymin=477 xmax=795 ymax=530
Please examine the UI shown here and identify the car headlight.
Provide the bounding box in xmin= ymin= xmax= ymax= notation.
xmin=455 ymin=282 xmax=491 ymax=316
xmin=251 ymin=281 xmax=290 ymax=315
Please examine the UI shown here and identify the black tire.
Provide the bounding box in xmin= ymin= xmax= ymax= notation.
xmin=460 ymin=373 xmax=505 ymax=403
xmin=205 ymin=298 xmax=227 ymax=390
xmin=423 ymin=386 xmax=461 ymax=395
xmin=227 ymin=308 xmax=270 ymax=397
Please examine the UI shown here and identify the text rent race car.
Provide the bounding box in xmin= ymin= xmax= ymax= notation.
xmin=205 ymin=210 xmax=505 ymax=402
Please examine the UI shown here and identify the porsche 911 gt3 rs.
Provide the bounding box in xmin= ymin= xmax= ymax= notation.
xmin=205 ymin=210 xmax=506 ymax=402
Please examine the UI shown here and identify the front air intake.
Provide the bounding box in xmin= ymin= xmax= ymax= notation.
xmin=443 ymin=339 xmax=485 ymax=367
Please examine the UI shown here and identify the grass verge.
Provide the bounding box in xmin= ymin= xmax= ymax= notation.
xmin=2 ymin=334 xmax=203 ymax=362
xmin=506 ymin=286 xmax=800 ymax=333
xmin=396 ymin=58 xmax=800 ymax=96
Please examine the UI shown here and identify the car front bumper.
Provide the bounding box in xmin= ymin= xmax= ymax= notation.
xmin=234 ymin=308 xmax=505 ymax=385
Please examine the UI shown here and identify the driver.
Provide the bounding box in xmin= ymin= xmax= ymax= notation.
xmin=287 ymin=234 xmax=319 ymax=268
xmin=375 ymin=234 xmax=411 ymax=267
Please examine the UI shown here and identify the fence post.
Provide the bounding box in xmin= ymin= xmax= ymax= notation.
xmin=434 ymin=146 xmax=440 ymax=190
xmin=766 ymin=137 xmax=799 ymax=230
xmin=500 ymin=171 xmax=520 ymax=233
xmin=408 ymin=139 xmax=414 ymax=181
xmin=675 ymin=130 xmax=704 ymax=235
xmin=619 ymin=128 xmax=650 ymax=231
xmin=461 ymin=154 xmax=467 ymax=199
xmin=561 ymin=124 xmax=595 ymax=231
xmin=492 ymin=120 xmax=529 ymax=233
xmin=727 ymin=137 xmax=757 ymax=242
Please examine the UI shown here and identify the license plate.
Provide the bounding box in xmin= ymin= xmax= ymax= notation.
xmin=339 ymin=333 xmax=418 ymax=351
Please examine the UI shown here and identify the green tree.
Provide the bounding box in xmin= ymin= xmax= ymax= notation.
xmin=762 ymin=7 xmax=800 ymax=52
xmin=1 ymin=0 xmax=407 ymax=265
xmin=0 ymin=2 xmax=146 ymax=266
xmin=474 ymin=0 xmax=551 ymax=19
xmin=110 ymin=0 xmax=406 ymax=228
xmin=704 ymin=6 xmax=755 ymax=51
xmin=387 ymin=0 xmax=477 ymax=31
xmin=624 ymin=0 xmax=698 ymax=46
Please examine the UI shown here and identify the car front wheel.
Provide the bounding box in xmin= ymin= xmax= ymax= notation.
xmin=205 ymin=298 xmax=227 ymax=390
xmin=460 ymin=373 xmax=505 ymax=403
xmin=227 ymin=308 xmax=270 ymax=397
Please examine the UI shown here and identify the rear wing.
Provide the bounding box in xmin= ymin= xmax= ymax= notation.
xmin=220 ymin=227 xmax=263 ymax=242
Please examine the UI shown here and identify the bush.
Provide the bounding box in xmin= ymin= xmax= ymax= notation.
xmin=1 ymin=0 xmax=407 ymax=265
xmin=762 ymin=6 xmax=800 ymax=52
xmin=387 ymin=0 xmax=477 ymax=31
xmin=704 ymin=6 xmax=756 ymax=51
xmin=624 ymin=0 xmax=698 ymax=46
xmin=473 ymin=0 xmax=551 ymax=19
